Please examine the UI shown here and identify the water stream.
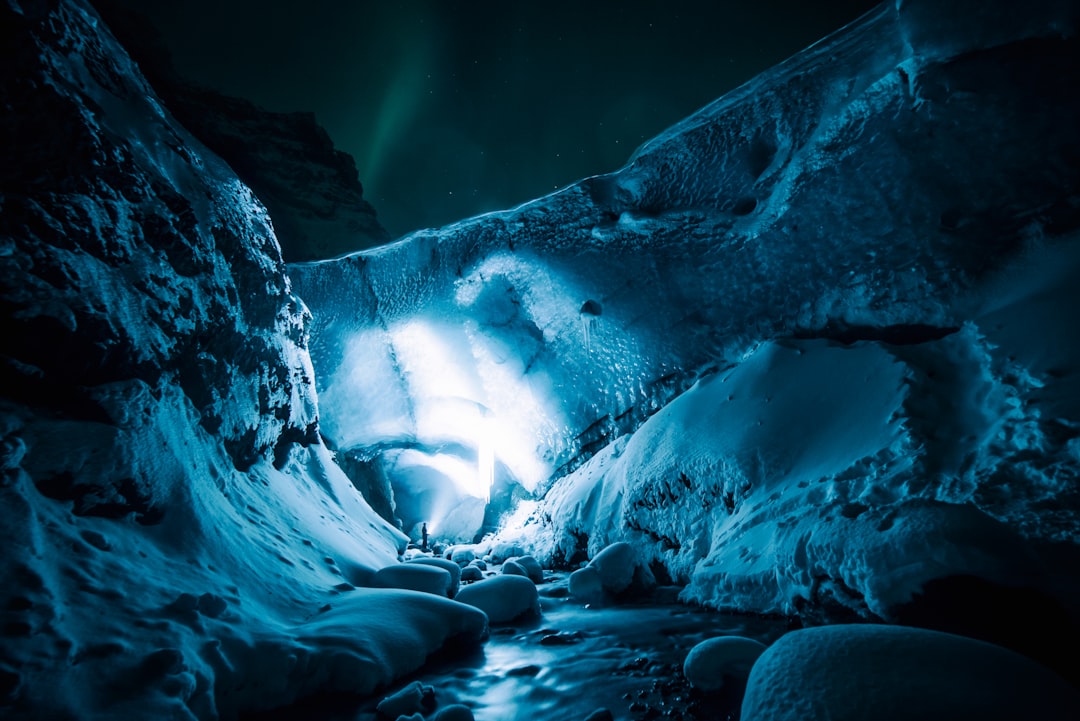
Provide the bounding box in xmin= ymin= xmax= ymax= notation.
xmin=251 ymin=572 xmax=790 ymax=721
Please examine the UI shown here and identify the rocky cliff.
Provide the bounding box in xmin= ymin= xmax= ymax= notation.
xmin=0 ymin=2 xmax=476 ymax=718
xmin=93 ymin=0 xmax=391 ymax=262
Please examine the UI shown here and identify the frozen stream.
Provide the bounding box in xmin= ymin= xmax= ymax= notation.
xmin=249 ymin=572 xmax=790 ymax=721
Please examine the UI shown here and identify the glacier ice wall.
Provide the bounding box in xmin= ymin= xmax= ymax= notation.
xmin=0 ymin=2 xmax=489 ymax=719
xmin=292 ymin=0 xmax=1080 ymax=562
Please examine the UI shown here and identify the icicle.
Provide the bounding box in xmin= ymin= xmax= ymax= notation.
xmin=581 ymin=315 xmax=594 ymax=354
xmin=579 ymin=299 xmax=602 ymax=355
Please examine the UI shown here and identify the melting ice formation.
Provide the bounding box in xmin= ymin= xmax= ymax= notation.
xmin=2 ymin=0 xmax=1080 ymax=719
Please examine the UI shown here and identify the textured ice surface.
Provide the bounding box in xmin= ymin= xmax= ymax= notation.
xmin=293 ymin=0 xmax=1079 ymax=528
xmin=4 ymin=0 xmax=1080 ymax=718
xmin=292 ymin=0 xmax=1080 ymax=617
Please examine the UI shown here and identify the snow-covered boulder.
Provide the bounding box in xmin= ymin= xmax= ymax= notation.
xmin=568 ymin=566 xmax=605 ymax=605
xmin=501 ymin=559 xmax=529 ymax=578
xmin=374 ymin=565 xmax=454 ymax=597
xmin=509 ymin=555 xmax=545 ymax=583
xmin=447 ymin=546 xmax=477 ymax=566
xmin=683 ymin=636 xmax=767 ymax=692
xmin=741 ymin=624 xmax=1080 ymax=721
xmin=409 ymin=557 xmax=461 ymax=597
xmin=488 ymin=541 xmax=526 ymax=563
xmin=455 ymin=575 xmax=541 ymax=624
xmin=460 ymin=566 xmax=484 ymax=582
xmin=568 ymin=542 xmax=655 ymax=603
xmin=220 ymin=590 xmax=487 ymax=718
xmin=590 ymin=543 xmax=638 ymax=594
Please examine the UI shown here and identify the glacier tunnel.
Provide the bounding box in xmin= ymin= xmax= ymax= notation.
xmin=2 ymin=0 xmax=1080 ymax=719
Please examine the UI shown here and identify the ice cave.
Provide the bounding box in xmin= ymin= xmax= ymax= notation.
xmin=2 ymin=0 xmax=1080 ymax=719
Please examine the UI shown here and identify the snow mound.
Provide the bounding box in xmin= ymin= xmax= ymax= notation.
xmin=682 ymin=636 xmax=767 ymax=693
xmin=374 ymin=565 xmax=455 ymax=597
xmin=509 ymin=555 xmax=545 ymax=583
xmin=741 ymin=624 xmax=1080 ymax=721
xmin=454 ymin=576 xmax=541 ymax=625
xmin=409 ymin=557 xmax=462 ymax=597
xmin=568 ymin=566 xmax=605 ymax=606
xmin=591 ymin=542 xmax=653 ymax=595
xmin=567 ymin=542 xmax=656 ymax=605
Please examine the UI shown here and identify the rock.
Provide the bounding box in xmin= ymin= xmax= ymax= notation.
xmin=538 ymin=584 xmax=569 ymax=598
xmin=376 ymin=680 xmax=434 ymax=718
xmin=507 ymin=665 xmax=541 ymax=677
xmin=408 ymin=557 xmax=461 ymax=597
xmin=460 ymin=566 xmax=483 ymax=582
xmin=454 ymin=575 xmax=540 ymax=624
xmin=540 ymin=631 xmax=583 ymax=646
xmin=373 ymin=565 xmax=453 ymax=597
xmin=682 ymin=636 xmax=767 ymax=692
xmin=92 ymin=3 xmax=390 ymax=263
xmin=741 ymin=624 xmax=1080 ymax=721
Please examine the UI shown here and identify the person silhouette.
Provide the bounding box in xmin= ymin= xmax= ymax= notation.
xmin=421 ymin=522 xmax=429 ymax=552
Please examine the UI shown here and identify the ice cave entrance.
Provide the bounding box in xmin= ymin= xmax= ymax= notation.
xmin=327 ymin=317 xmax=560 ymax=545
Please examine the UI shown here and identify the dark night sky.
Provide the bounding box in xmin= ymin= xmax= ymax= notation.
xmin=117 ymin=0 xmax=882 ymax=240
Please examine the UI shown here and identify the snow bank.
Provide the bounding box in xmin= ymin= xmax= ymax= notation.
xmin=524 ymin=327 xmax=1072 ymax=618
xmin=741 ymin=624 xmax=1080 ymax=720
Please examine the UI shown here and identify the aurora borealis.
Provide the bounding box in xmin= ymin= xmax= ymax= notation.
xmin=112 ymin=0 xmax=881 ymax=238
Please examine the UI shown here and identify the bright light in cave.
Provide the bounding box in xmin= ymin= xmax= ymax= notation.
xmin=388 ymin=318 xmax=557 ymax=492
xmin=476 ymin=408 xmax=495 ymax=502
xmin=316 ymin=316 xmax=564 ymax=539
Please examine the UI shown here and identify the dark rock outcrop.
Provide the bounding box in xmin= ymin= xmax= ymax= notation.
xmin=1 ymin=2 xmax=409 ymax=718
xmin=94 ymin=0 xmax=391 ymax=262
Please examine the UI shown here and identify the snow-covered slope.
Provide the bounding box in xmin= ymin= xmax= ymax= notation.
xmin=291 ymin=0 xmax=1080 ymax=611
xmin=0 ymin=2 xmax=484 ymax=719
